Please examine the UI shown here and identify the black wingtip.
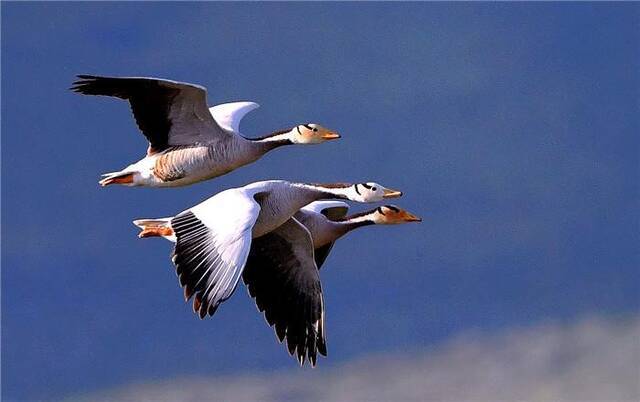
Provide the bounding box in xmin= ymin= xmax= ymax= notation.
xmin=276 ymin=324 xmax=286 ymax=343
xmin=207 ymin=304 xmax=218 ymax=317
xmin=287 ymin=340 xmax=296 ymax=356
xmin=318 ymin=342 xmax=327 ymax=356
xmin=69 ymin=79 xmax=90 ymax=94
xmin=69 ymin=75 xmax=114 ymax=95
xmin=184 ymin=286 xmax=195 ymax=302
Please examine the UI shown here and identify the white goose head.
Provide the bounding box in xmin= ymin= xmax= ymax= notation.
xmin=289 ymin=124 xmax=340 ymax=144
xmin=309 ymin=182 xmax=402 ymax=203
xmin=349 ymin=182 xmax=403 ymax=202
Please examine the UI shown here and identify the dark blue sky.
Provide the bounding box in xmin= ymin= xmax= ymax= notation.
xmin=2 ymin=3 xmax=639 ymax=401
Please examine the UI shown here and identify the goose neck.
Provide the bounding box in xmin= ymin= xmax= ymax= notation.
xmin=250 ymin=129 xmax=294 ymax=151
xmin=298 ymin=183 xmax=354 ymax=201
xmin=334 ymin=213 xmax=376 ymax=235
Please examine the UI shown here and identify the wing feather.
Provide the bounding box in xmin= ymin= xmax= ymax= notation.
xmin=209 ymin=101 xmax=260 ymax=133
xmin=243 ymin=218 xmax=326 ymax=366
xmin=71 ymin=75 xmax=231 ymax=152
xmin=171 ymin=189 xmax=260 ymax=318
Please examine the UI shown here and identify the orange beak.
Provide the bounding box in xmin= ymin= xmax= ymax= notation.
xmin=382 ymin=188 xmax=403 ymax=198
xmin=321 ymin=131 xmax=341 ymax=140
xmin=401 ymin=211 xmax=422 ymax=222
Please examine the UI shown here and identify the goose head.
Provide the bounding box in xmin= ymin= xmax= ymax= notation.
xmin=306 ymin=182 xmax=402 ymax=203
xmin=370 ymin=205 xmax=422 ymax=224
xmin=325 ymin=182 xmax=402 ymax=202
xmin=290 ymin=124 xmax=340 ymax=144
xmin=350 ymin=182 xmax=402 ymax=202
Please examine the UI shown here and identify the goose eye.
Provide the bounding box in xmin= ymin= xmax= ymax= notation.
xmin=372 ymin=187 xmax=377 ymax=191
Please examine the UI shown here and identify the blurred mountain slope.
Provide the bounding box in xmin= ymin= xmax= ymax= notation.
xmin=69 ymin=314 xmax=640 ymax=402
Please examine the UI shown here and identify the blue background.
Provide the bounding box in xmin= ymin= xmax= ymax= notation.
xmin=2 ymin=3 xmax=639 ymax=401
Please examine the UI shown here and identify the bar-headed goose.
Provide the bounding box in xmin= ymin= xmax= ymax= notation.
xmin=292 ymin=201 xmax=421 ymax=267
xmin=133 ymin=180 xmax=402 ymax=366
xmin=241 ymin=201 xmax=420 ymax=366
xmin=71 ymin=75 xmax=340 ymax=187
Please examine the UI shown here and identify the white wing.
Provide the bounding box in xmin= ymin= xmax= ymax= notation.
xmin=171 ymin=188 xmax=260 ymax=318
xmin=209 ymin=101 xmax=260 ymax=133
xmin=301 ymin=201 xmax=350 ymax=220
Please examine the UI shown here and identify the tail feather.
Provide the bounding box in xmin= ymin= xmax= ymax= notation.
xmin=133 ymin=218 xmax=175 ymax=241
xmin=99 ymin=171 xmax=135 ymax=187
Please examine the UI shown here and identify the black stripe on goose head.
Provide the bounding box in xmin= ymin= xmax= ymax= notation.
xmin=354 ymin=183 xmax=362 ymax=196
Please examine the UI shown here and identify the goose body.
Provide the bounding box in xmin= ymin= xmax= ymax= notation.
xmin=109 ymin=138 xmax=271 ymax=187
xmin=133 ymin=180 xmax=402 ymax=365
xmin=71 ymin=75 xmax=340 ymax=187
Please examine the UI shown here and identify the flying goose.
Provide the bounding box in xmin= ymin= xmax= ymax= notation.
xmin=70 ymin=75 xmax=340 ymax=187
xmin=133 ymin=180 xmax=402 ymax=366
xmin=240 ymin=202 xmax=420 ymax=364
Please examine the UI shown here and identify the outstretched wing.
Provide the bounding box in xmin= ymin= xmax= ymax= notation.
xmin=71 ymin=75 xmax=232 ymax=153
xmin=171 ymin=189 xmax=260 ymax=319
xmin=209 ymin=101 xmax=260 ymax=133
xmin=243 ymin=218 xmax=326 ymax=366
